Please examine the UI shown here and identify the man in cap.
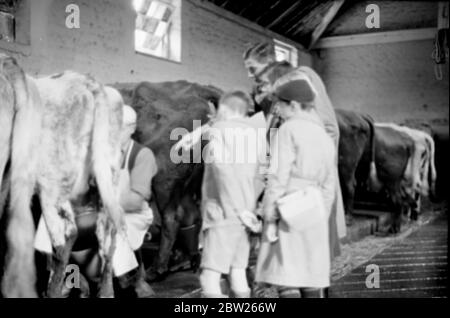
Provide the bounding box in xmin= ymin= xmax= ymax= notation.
xmin=243 ymin=42 xmax=346 ymax=261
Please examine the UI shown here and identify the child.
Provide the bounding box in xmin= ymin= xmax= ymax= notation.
xmin=199 ymin=91 xmax=264 ymax=298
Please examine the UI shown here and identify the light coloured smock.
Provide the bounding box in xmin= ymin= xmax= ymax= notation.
xmin=201 ymin=116 xmax=266 ymax=230
xmin=255 ymin=110 xmax=336 ymax=288
xmin=296 ymin=66 xmax=346 ymax=240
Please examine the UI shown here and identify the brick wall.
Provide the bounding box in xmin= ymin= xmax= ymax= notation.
xmin=314 ymin=0 xmax=448 ymax=125
xmin=314 ymin=40 xmax=449 ymax=124
xmin=0 ymin=0 xmax=312 ymax=92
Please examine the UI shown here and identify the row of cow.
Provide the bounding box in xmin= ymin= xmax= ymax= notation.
xmin=0 ymin=54 xmax=438 ymax=297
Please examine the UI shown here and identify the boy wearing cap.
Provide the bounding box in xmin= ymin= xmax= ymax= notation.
xmin=255 ymin=73 xmax=336 ymax=298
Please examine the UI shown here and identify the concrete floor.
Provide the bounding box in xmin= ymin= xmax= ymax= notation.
xmin=149 ymin=203 xmax=448 ymax=298
xmin=330 ymin=213 xmax=448 ymax=298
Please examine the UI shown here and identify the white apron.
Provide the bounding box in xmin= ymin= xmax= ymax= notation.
xmin=34 ymin=141 xmax=154 ymax=276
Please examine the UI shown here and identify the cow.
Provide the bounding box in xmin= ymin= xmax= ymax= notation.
xmin=359 ymin=124 xmax=417 ymax=233
xmin=0 ymin=54 xmax=42 ymax=297
xmin=115 ymin=81 xmax=222 ymax=281
xmin=335 ymin=109 xmax=379 ymax=223
xmin=375 ymin=123 xmax=437 ymax=220
xmin=1 ymin=66 xmax=127 ymax=297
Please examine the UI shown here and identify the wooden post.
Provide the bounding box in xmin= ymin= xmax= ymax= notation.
xmin=308 ymin=0 xmax=345 ymax=50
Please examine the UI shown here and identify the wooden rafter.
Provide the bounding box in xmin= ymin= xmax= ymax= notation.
xmin=314 ymin=28 xmax=436 ymax=49
xmin=266 ymin=1 xmax=303 ymax=29
xmin=308 ymin=0 xmax=345 ymax=50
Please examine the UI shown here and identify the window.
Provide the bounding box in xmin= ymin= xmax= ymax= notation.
xmin=0 ymin=0 xmax=17 ymax=42
xmin=133 ymin=0 xmax=181 ymax=62
xmin=274 ymin=39 xmax=298 ymax=68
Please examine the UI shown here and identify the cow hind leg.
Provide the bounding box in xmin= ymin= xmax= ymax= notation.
xmin=179 ymin=194 xmax=201 ymax=271
xmin=0 ymin=98 xmax=13 ymax=221
xmin=340 ymin=174 xmax=356 ymax=225
xmin=2 ymin=175 xmax=37 ymax=298
xmin=150 ymin=202 xmax=183 ymax=281
xmin=410 ymin=193 xmax=421 ymax=221
xmin=0 ymin=77 xmax=14 ymax=191
xmin=96 ymin=211 xmax=116 ymax=298
xmin=41 ymin=198 xmax=78 ymax=298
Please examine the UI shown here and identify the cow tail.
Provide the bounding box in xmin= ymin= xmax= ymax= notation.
xmin=425 ymin=134 xmax=437 ymax=199
xmin=2 ymin=58 xmax=39 ymax=297
xmin=365 ymin=115 xmax=382 ymax=192
xmin=90 ymin=81 xmax=125 ymax=234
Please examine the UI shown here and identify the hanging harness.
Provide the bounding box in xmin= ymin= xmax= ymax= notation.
xmin=432 ymin=28 xmax=449 ymax=80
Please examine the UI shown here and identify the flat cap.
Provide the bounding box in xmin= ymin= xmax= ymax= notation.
xmin=273 ymin=70 xmax=317 ymax=104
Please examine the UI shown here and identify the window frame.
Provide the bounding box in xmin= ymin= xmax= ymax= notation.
xmin=274 ymin=39 xmax=299 ymax=68
xmin=0 ymin=0 xmax=31 ymax=55
xmin=133 ymin=0 xmax=182 ymax=63
xmin=0 ymin=0 xmax=16 ymax=43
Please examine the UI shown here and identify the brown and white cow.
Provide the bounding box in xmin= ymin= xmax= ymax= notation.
xmin=1 ymin=64 xmax=126 ymax=297
xmin=375 ymin=123 xmax=437 ymax=219
xmin=361 ymin=124 xmax=417 ymax=233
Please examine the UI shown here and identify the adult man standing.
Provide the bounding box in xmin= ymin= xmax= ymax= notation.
xmin=243 ymin=42 xmax=346 ymax=260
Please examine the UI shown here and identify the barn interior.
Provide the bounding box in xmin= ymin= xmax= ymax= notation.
xmin=0 ymin=0 xmax=448 ymax=298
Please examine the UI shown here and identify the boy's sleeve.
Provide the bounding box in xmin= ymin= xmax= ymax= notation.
xmin=130 ymin=148 xmax=158 ymax=201
xmin=263 ymin=124 xmax=296 ymax=222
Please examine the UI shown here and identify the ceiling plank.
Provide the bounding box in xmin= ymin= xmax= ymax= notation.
xmin=314 ymin=28 xmax=436 ymax=49
xmin=255 ymin=0 xmax=284 ymax=24
xmin=277 ymin=1 xmax=318 ymax=31
xmin=308 ymin=0 xmax=345 ymax=50
xmin=287 ymin=2 xmax=326 ymax=36
xmin=266 ymin=1 xmax=303 ymax=29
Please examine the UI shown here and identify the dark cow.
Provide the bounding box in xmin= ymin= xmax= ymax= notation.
xmin=335 ymin=109 xmax=379 ymax=222
xmin=115 ymin=81 xmax=222 ymax=280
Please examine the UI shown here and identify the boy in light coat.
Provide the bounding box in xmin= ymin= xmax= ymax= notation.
xmin=199 ymin=91 xmax=265 ymax=298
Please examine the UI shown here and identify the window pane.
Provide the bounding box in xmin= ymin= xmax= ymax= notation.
xmin=0 ymin=11 xmax=14 ymax=42
xmin=274 ymin=39 xmax=298 ymax=67
xmin=134 ymin=0 xmax=181 ymax=62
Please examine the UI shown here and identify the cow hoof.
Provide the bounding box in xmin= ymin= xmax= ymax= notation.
xmin=191 ymin=253 xmax=201 ymax=273
xmin=345 ymin=214 xmax=354 ymax=226
xmin=145 ymin=269 xmax=169 ymax=283
xmin=169 ymin=250 xmax=192 ymax=273
xmin=135 ymin=278 xmax=156 ymax=298
xmin=374 ymin=231 xmax=391 ymax=237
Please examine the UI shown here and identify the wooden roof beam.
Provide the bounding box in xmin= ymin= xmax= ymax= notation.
xmin=266 ymin=1 xmax=303 ymax=29
xmin=308 ymin=0 xmax=345 ymax=50
xmin=313 ymin=28 xmax=436 ymax=49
